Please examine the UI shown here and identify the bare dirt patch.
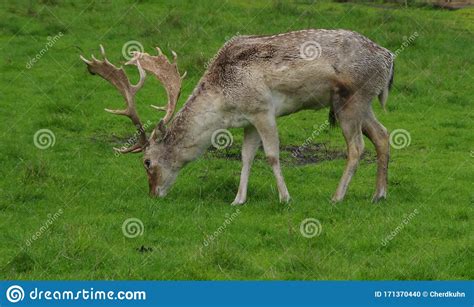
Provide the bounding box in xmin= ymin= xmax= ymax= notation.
xmin=282 ymin=143 xmax=345 ymax=165
xmin=432 ymin=0 xmax=473 ymax=10
xmin=207 ymin=143 xmax=376 ymax=165
xmin=283 ymin=143 xmax=376 ymax=165
xmin=207 ymin=147 xmax=241 ymax=161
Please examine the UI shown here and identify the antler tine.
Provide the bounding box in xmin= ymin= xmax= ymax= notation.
xmin=99 ymin=44 xmax=106 ymax=57
xmin=130 ymin=59 xmax=146 ymax=95
xmin=171 ymin=50 xmax=178 ymax=62
xmin=150 ymin=105 xmax=167 ymax=111
xmin=80 ymin=55 xmax=92 ymax=65
xmin=104 ymin=108 xmax=127 ymax=115
xmin=113 ymin=143 xmax=143 ymax=154
xmin=80 ymin=45 xmax=148 ymax=153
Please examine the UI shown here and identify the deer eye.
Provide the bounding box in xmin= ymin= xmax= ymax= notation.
xmin=144 ymin=159 xmax=151 ymax=169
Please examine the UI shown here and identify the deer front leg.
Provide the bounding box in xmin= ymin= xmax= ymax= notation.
xmin=251 ymin=114 xmax=290 ymax=204
xmin=232 ymin=125 xmax=261 ymax=206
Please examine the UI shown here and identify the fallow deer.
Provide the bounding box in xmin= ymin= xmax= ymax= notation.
xmin=80 ymin=29 xmax=395 ymax=204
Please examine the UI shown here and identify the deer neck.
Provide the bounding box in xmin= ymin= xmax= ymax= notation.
xmin=163 ymin=87 xmax=225 ymax=167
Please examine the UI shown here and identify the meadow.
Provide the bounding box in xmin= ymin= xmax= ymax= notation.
xmin=0 ymin=0 xmax=472 ymax=280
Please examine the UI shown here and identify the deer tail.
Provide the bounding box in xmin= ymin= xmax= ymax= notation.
xmin=378 ymin=61 xmax=395 ymax=112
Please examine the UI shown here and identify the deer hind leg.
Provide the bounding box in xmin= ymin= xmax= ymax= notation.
xmin=331 ymin=92 xmax=365 ymax=203
xmin=232 ymin=125 xmax=261 ymax=206
xmin=251 ymin=113 xmax=290 ymax=203
xmin=362 ymin=111 xmax=389 ymax=202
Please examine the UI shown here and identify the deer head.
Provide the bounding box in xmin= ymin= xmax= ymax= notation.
xmin=80 ymin=45 xmax=186 ymax=197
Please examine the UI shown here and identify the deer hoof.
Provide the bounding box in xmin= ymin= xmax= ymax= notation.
xmin=231 ymin=198 xmax=246 ymax=206
xmin=372 ymin=191 xmax=387 ymax=203
xmin=331 ymin=194 xmax=344 ymax=203
xmin=279 ymin=193 xmax=291 ymax=204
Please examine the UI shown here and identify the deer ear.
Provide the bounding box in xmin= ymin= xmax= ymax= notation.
xmin=148 ymin=131 xmax=157 ymax=144
xmin=150 ymin=120 xmax=167 ymax=143
xmin=149 ymin=129 xmax=159 ymax=143
xmin=157 ymin=120 xmax=167 ymax=135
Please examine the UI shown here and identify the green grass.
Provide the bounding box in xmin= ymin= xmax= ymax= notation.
xmin=0 ymin=0 xmax=473 ymax=280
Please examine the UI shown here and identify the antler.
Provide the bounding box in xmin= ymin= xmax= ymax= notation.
xmin=80 ymin=45 xmax=148 ymax=153
xmin=126 ymin=47 xmax=186 ymax=132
